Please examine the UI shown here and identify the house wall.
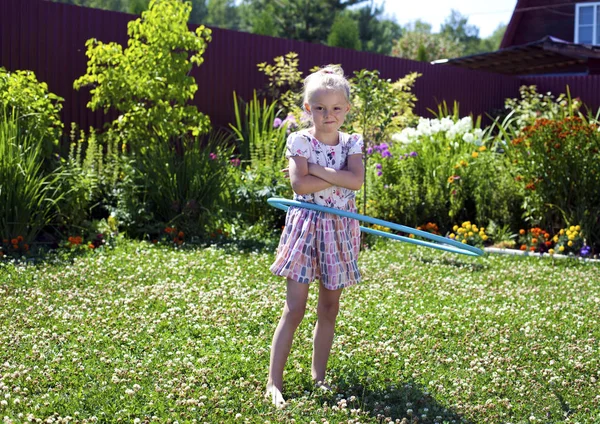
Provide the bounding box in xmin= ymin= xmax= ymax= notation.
xmin=504 ymin=0 xmax=600 ymax=47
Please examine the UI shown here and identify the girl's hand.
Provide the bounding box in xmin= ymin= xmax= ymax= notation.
xmin=281 ymin=167 xmax=289 ymax=178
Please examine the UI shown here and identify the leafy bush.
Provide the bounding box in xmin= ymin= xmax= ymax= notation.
xmin=505 ymin=116 xmax=600 ymax=250
xmin=230 ymin=91 xmax=291 ymax=170
xmin=0 ymin=67 xmax=64 ymax=155
xmin=74 ymin=0 xmax=212 ymax=151
xmin=133 ymin=131 xmax=235 ymax=239
xmin=502 ymin=85 xmax=582 ymax=130
xmin=0 ymin=108 xmax=63 ymax=248
xmin=374 ymin=115 xmax=521 ymax=230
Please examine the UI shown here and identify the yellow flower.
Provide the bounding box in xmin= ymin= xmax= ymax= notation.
xmin=449 ymin=233 xmax=456 ymax=239
xmin=471 ymin=151 xmax=479 ymax=158
xmin=462 ymin=240 xmax=467 ymax=244
xmin=568 ymin=240 xmax=573 ymax=247
xmin=453 ymin=225 xmax=459 ymax=232
xmin=568 ymin=235 xmax=574 ymax=241
xmin=471 ymin=224 xmax=478 ymax=231
xmin=569 ymin=225 xmax=576 ymax=232
xmin=463 ymin=221 xmax=471 ymax=228
xmin=482 ymin=235 xmax=488 ymax=241
xmin=559 ymin=245 xmax=565 ymax=252
xmin=447 ymin=176 xmax=455 ymax=184
xmin=576 ymin=225 xmax=581 ymax=231
xmin=553 ymin=235 xmax=559 ymax=242
xmin=548 ymin=248 xmax=555 ymax=255
xmin=559 ymin=229 xmax=565 ymax=235
xmin=468 ymin=231 xmax=474 ymax=237
xmin=478 ymin=146 xmax=487 ymax=152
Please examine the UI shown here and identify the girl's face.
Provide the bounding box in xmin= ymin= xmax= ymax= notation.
xmin=305 ymin=89 xmax=350 ymax=134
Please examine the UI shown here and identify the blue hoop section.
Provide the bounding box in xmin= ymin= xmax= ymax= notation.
xmin=267 ymin=197 xmax=484 ymax=257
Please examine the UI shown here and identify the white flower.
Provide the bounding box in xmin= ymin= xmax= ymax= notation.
xmin=462 ymin=133 xmax=475 ymax=144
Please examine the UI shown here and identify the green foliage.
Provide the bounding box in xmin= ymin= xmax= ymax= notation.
xmin=73 ymin=0 xmax=212 ymax=152
xmin=206 ymin=0 xmax=239 ymax=29
xmin=54 ymin=125 xmax=103 ymax=230
xmin=502 ymin=85 xmax=582 ymax=130
xmin=347 ymin=69 xmax=420 ymax=214
xmin=230 ymin=91 xmax=290 ymax=170
xmin=370 ymin=115 xmax=521 ymax=231
xmin=239 ymin=0 xmax=368 ymax=43
xmin=391 ymin=28 xmax=464 ymax=61
xmin=0 ymin=108 xmax=63 ymax=246
xmin=439 ymin=9 xmax=481 ymax=56
xmin=479 ymin=24 xmax=507 ymax=53
xmin=327 ymin=13 xmax=362 ymax=50
xmin=347 ymin=2 xmax=402 ymax=55
xmin=504 ymin=116 xmax=600 ymax=249
xmin=256 ymin=52 xmax=304 ymax=116
xmin=0 ymin=67 xmax=64 ymax=152
xmin=134 ymin=131 xmax=235 ymax=237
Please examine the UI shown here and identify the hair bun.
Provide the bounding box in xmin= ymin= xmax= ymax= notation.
xmin=320 ymin=65 xmax=344 ymax=77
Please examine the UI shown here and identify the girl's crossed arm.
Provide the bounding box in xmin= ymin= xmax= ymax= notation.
xmin=307 ymin=154 xmax=364 ymax=191
xmin=288 ymin=156 xmax=334 ymax=195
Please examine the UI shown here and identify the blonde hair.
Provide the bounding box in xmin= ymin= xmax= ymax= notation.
xmin=303 ymin=65 xmax=351 ymax=108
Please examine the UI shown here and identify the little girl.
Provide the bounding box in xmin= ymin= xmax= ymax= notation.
xmin=266 ymin=65 xmax=364 ymax=407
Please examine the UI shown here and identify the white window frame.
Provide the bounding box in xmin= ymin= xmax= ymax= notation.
xmin=575 ymin=2 xmax=600 ymax=45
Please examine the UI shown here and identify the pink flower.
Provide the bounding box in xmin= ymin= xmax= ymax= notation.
xmin=209 ymin=152 xmax=217 ymax=160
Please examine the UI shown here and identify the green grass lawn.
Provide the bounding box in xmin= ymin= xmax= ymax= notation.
xmin=1 ymin=239 xmax=599 ymax=423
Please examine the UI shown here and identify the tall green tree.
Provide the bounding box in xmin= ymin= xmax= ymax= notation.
xmin=479 ymin=24 xmax=507 ymax=52
xmin=327 ymin=12 xmax=361 ymax=50
xmin=392 ymin=20 xmax=464 ymax=61
xmin=239 ymin=0 xmax=367 ymax=43
xmin=206 ymin=0 xmax=240 ymax=30
xmin=440 ymin=9 xmax=481 ymax=55
xmin=73 ymin=0 xmax=212 ymax=151
xmin=347 ymin=1 xmax=401 ymax=55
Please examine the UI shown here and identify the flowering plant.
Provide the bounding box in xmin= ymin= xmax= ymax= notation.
xmin=518 ymin=227 xmax=552 ymax=253
xmin=506 ymin=116 xmax=600 ymax=251
xmin=550 ymin=225 xmax=589 ymax=256
xmin=0 ymin=236 xmax=30 ymax=258
xmin=448 ymin=221 xmax=488 ymax=247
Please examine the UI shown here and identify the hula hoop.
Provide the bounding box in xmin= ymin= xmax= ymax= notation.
xmin=267 ymin=197 xmax=484 ymax=257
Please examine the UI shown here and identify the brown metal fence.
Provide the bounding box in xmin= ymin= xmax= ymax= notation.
xmin=1 ymin=0 xmax=599 ymax=133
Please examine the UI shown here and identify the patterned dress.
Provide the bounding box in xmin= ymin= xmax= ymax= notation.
xmin=270 ymin=130 xmax=364 ymax=290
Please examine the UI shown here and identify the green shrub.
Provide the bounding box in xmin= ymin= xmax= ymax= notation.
xmin=0 ymin=67 xmax=64 ymax=155
xmin=133 ymin=131 xmax=235 ymax=239
xmin=74 ymin=0 xmax=212 ymax=152
xmin=0 ymin=108 xmax=63 ymax=249
xmin=504 ymin=116 xmax=600 ymax=249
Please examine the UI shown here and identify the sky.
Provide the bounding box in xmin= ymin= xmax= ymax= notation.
xmin=374 ymin=0 xmax=518 ymax=38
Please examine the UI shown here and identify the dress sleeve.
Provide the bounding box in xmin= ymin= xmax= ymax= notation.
xmin=285 ymin=132 xmax=311 ymax=159
xmin=348 ymin=134 xmax=364 ymax=156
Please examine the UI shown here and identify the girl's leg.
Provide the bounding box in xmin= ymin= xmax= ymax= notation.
xmin=311 ymin=283 xmax=343 ymax=384
xmin=266 ymin=278 xmax=309 ymax=406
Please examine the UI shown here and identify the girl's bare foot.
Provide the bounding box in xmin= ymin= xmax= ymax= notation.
xmin=265 ymin=382 xmax=286 ymax=408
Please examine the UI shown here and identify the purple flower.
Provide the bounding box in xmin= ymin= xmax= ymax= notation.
xmin=381 ymin=150 xmax=392 ymax=158
xmin=273 ymin=118 xmax=283 ymax=128
xmin=581 ymin=245 xmax=591 ymax=256
xmin=410 ymin=151 xmax=418 ymax=157
xmin=376 ymin=163 xmax=382 ymax=169
xmin=209 ymin=152 xmax=217 ymax=160
xmin=377 ymin=171 xmax=383 ymax=177
xmin=367 ymin=147 xmax=374 ymax=155
xmin=379 ymin=143 xmax=389 ymax=150
xmin=230 ymin=158 xmax=241 ymax=167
